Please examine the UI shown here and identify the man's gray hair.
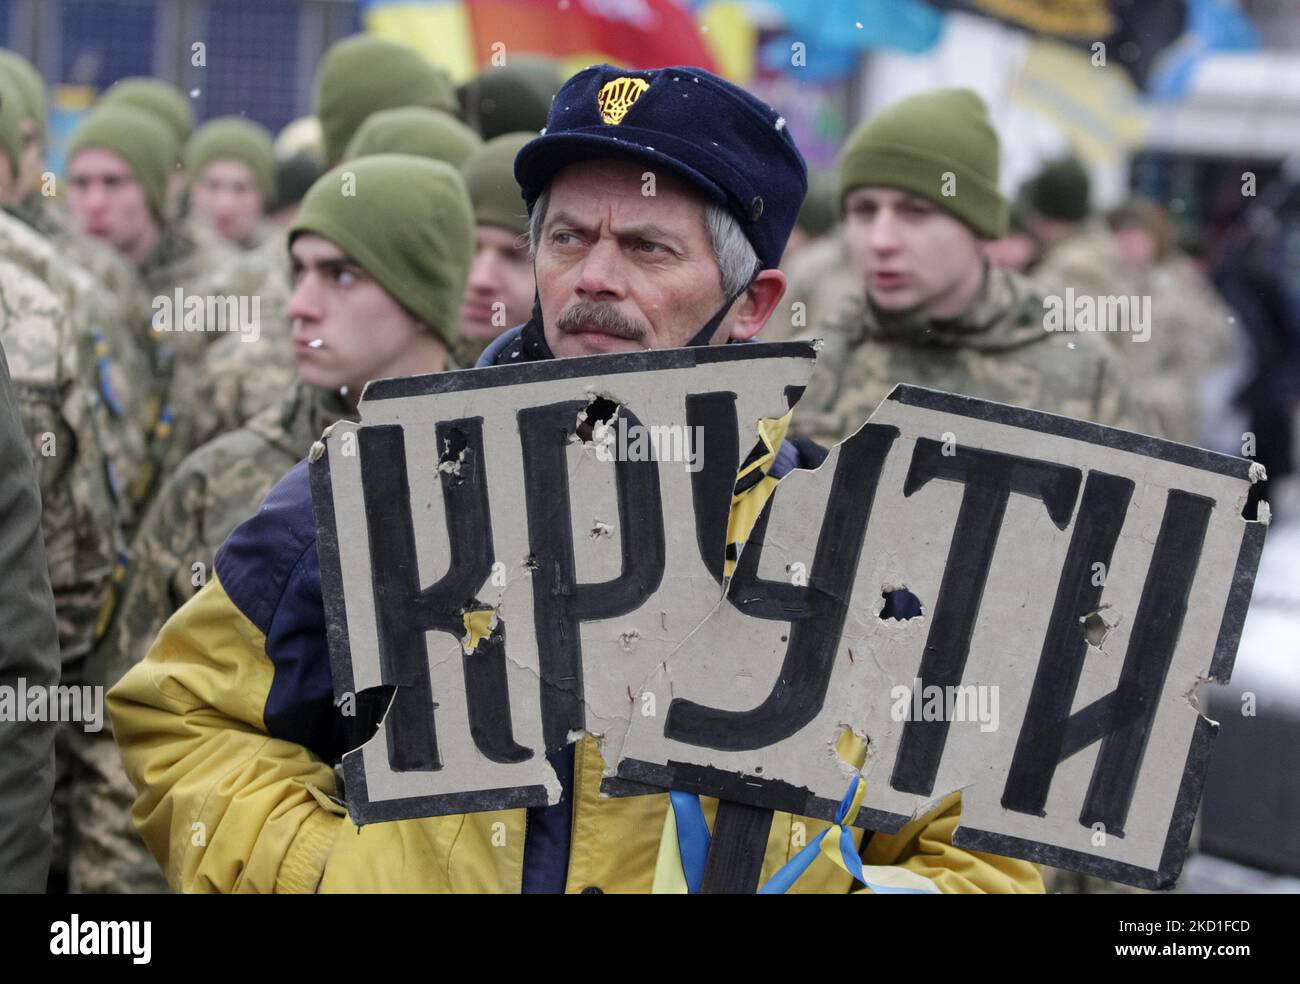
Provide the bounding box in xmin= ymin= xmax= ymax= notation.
xmin=527 ymin=186 xmax=761 ymax=298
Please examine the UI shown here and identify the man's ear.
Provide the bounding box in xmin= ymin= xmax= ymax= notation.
xmin=727 ymin=269 xmax=786 ymax=342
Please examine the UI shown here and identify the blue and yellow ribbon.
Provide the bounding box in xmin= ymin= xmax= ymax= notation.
xmin=758 ymin=776 xmax=939 ymax=894
xmin=652 ymin=776 xmax=941 ymax=894
xmin=651 ymin=791 xmax=711 ymax=894
xmin=92 ymin=331 xmax=125 ymax=418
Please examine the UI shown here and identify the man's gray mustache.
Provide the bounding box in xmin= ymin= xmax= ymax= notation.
xmin=555 ymin=304 xmax=648 ymax=341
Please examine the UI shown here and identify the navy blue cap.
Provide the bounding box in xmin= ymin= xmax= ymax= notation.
xmin=514 ymin=64 xmax=807 ymax=272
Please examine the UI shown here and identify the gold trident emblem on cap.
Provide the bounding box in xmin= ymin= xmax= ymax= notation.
xmin=597 ymin=77 xmax=650 ymax=125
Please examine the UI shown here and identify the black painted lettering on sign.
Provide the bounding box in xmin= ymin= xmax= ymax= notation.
xmin=1079 ymin=490 xmax=1213 ymax=834
xmin=1003 ymin=471 xmax=1132 ymax=815
xmin=360 ymin=419 xmax=531 ymax=772
xmin=666 ymin=423 xmax=900 ymax=751
xmin=518 ymin=401 xmax=666 ymax=752
xmin=686 ymin=392 xmax=740 ymax=585
xmin=890 ymin=440 xmax=1082 ymax=796
xmin=1004 ymin=485 xmax=1213 ymax=836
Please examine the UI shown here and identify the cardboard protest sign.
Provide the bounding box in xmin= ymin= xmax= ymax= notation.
xmin=310 ymin=342 xmax=1266 ymax=890
xmin=310 ymin=343 xmax=810 ymax=817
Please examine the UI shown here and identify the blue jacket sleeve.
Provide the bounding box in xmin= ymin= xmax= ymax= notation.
xmin=214 ymin=459 xmax=346 ymax=763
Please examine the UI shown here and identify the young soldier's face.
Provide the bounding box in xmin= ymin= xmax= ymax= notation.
xmin=535 ymin=159 xmax=764 ymax=357
xmin=459 ymin=224 xmax=534 ymax=341
xmin=844 ymin=187 xmax=986 ymax=318
xmin=191 ymin=159 xmax=264 ymax=245
xmin=287 ymin=233 xmax=433 ymax=403
xmin=66 ymin=148 xmax=158 ymax=258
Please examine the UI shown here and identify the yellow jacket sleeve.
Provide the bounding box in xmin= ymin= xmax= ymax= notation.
xmin=107 ymin=573 xmax=343 ymax=893
xmin=859 ymin=791 xmax=1044 ymax=893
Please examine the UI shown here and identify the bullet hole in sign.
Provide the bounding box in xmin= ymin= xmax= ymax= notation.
xmin=880 ymin=587 xmax=923 ymax=621
xmin=577 ymin=396 xmax=620 ymax=443
xmin=438 ymin=427 xmax=470 ymax=480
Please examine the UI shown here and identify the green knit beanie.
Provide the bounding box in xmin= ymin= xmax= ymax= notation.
xmin=1024 ymin=157 xmax=1091 ymax=223
xmin=839 ymin=88 xmax=1006 ymax=238
xmin=289 ymin=154 xmax=473 ymax=349
xmin=99 ymin=77 xmax=194 ymax=145
xmin=343 ymin=106 xmax=482 ymax=169
xmin=0 ymin=73 xmax=26 ymax=178
xmin=67 ymin=104 xmax=177 ymax=219
xmin=460 ymin=131 xmax=530 ymax=236
xmin=459 ymin=56 xmax=563 ymax=139
xmin=185 ymin=116 xmax=276 ymax=200
xmin=0 ymin=50 xmax=45 ymax=138
xmin=315 ymin=35 xmax=459 ymax=165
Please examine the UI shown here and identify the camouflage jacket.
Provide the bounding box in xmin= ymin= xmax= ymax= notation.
xmin=0 ymin=257 xmax=121 ymax=670
xmin=771 ymin=228 xmax=864 ymax=343
xmin=102 ymin=383 xmax=353 ymax=689
xmin=11 ymin=192 xmax=152 ymax=322
xmin=133 ymin=220 xmax=269 ymax=506
xmin=0 ymin=208 xmax=157 ymax=532
xmin=1029 ymin=221 xmax=1131 ymax=303
xmin=154 ymin=232 xmax=294 ymax=479
xmin=1103 ymin=255 xmax=1238 ymax=447
xmin=790 ymin=264 xmax=1154 ymax=448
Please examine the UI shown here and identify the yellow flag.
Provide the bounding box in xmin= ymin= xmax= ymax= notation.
xmin=1010 ymin=39 xmax=1147 ymax=166
xmin=364 ymin=1 xmax=477 ymax=84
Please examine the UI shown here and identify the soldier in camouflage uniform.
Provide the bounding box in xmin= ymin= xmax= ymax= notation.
xmin=0 ymin=75 xmax=154 ymax=536
xmin=162 ymin=116 xmax=291 ymax=460
xmin=791 ymin=90 xmax=1151 ymax=451
xmin=1104 ymin=198 xmax=1239 ymax=447
xmin=0 ymin=210 xmax=152 ymax=531
xmin=0 ymin=54 xmax=147 ymax=305
xmin=102 ymin=159 xmax=473 ymax=883
xmin=0 ymin=50 xmax=155 ymax=332
xmin=179 ymin=51 xmax=480 ymax=446
xmin=66 ymin=102 xmax=243 ymax=502
xmin=793 ymin=90 xmax=1155 ymax=894
xmin=108 ymin=154 xmax=470 ymax=675
xmin=184 ymin=116 xmax=281 ymax=252
xmin=0 ymin=64 xmax=157 ymax=895
xmin=1020 ymin=156 xmax=1129 ymax=307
